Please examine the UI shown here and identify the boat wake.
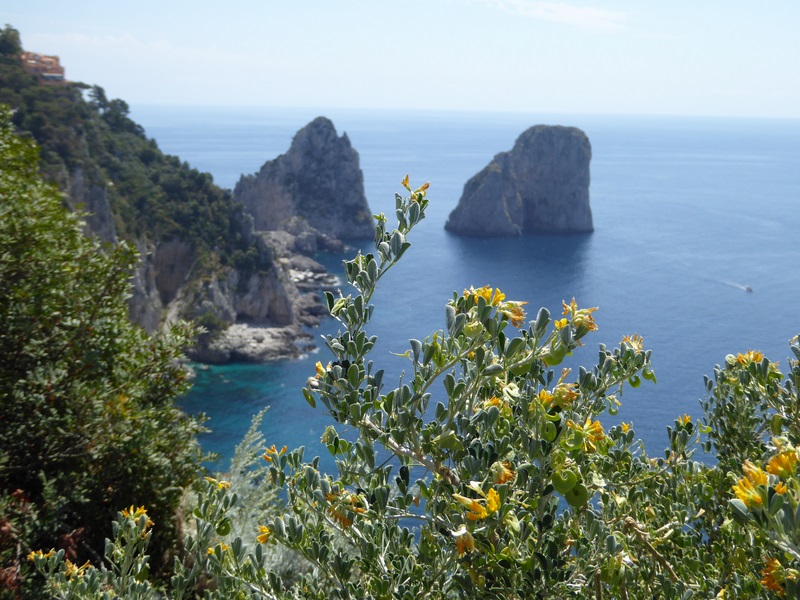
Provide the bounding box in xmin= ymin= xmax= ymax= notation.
xmin=719 ymin=280 xmax=753 ymax=292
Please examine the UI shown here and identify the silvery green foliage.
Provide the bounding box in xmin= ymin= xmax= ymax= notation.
xmin=31 ymin=176 xmax=800 ymax=599
xmin=29 ymin=510 xmax=159 ymax=600
xmin=224 ymin=408 xmax=309 ymax=581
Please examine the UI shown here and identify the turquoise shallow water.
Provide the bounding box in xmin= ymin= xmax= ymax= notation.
xmin=131 ymin=106 xmax=800 ymax=468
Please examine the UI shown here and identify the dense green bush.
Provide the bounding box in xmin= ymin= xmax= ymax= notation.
xmin=0 ymin=104 xmax=207 ymax=597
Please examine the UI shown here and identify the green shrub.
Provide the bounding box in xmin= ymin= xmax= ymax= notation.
xmin=0 ymin=104 xmax=207 ymax=597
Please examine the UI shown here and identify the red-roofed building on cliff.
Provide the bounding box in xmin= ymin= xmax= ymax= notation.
xmin=20 ymin=51 xmax=66 ymax=83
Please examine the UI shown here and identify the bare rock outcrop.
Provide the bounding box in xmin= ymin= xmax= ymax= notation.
xmin=445 ymin=125 xmax=593 ymax=236
xmin=185 ymin=323 xmax=314 ymax=364
xmin=234 ymin=117 xmax=373 ymax=243
xmin=70 ymin=167 xmax=117 ymax=243
xmin=128 ymin=240 xmax=163 ymax=333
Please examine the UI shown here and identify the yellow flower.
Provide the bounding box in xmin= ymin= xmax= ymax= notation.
xmin=121 ymin=505 xmax=154 ymax=528
xmin=64 ymin=559 xmax=92 ymax=579
xmin=554 ymin=318 xmax=569 ymax=330
xmin=553 ymin=383 xmax=579 ymax=408
xmin=485 ymin=395 xmax=502 ymax=408
xmin=64 ymin=559 xmax=91 ymax=579
xmin=742 ymin=460 xmax=768 ymax=485
xmin=27 ymin=549 xmax=54 ymax=561
xmin=453 ymin=527 xmax=475 ymax=555
xmin=207 ymin=543 xmax=229 ymax=556
xmin=463 ymin=285 xmax=504 ymax=306
xmin=621 ymin=422 xmax=632 ymax=434
xmin=544 ymin=368 xmax=580 ymax=409
xmin=562 ymin=298 xmax=598 ymax=332
xmin=204 ymin=476 xmax=231 ymax=491
xmin=678 ymin=414 xmax=691 ymax=426
xmin=767 ymin=451 xmax=799 ymax=479
xmin=736 ymin=350 xmax=765 ymax=365
xmin=584 ymin=419 xmax=606 ymax=452
xmin=121 ymin=505 xmax=145 ymax=519
xmin=263 ymin=444 xmax=288 ymax=462
xmin=315 ymin=361 xmax=327 ymax=379
xmin=732 ymin=476 xmax=762 ymax=508
xmin=257 ymin=525 xmax=271 ymax=544
xmin=401 ymin=174 xmax=410 ymax=190
xmin=499 ymin=300 xmax=528 ymax=327
xmin=761 ymin=557 xmax=785 ymax=596
xmin=328 ymin=505 xmax=353 ymax=528
xmin=732 ymin=461 xmax=768 ymax=508
xmin=537 ymin=389 xmax=555 ymax=408
xmin=774 ymin=481 xmax=788 ymax=495
xmin=621 ymin=334 xmax=643 ymax=351
xmin=465 ymin=505 xmax=488 ymax=521
xmin=481 ymin=395 xmax=511 ymax=417
xmin=490 ymin=461 xmax=515 ymax=485
xmin=453 ymin=493 xmax=489 ymax=521
xmin=327 ymin=493 xmax=366 ymax=528
xmin=454 ymin=487 xmax=500 ymax=520
xmin=344 ymin=493 xmax=367 ymax=514
xmin=536 ymin=369 xmax=579 ymax=410
xmin=586 ymin=419 xmax=605 ymax=441
xmin=486 ymin=488 xmax=501 ymax=514
xmin=567 ymin=418 xmax=606 ymax=453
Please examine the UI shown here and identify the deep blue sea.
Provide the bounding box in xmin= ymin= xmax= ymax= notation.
xmin=131 ymin=106 xmax=800 ymax=469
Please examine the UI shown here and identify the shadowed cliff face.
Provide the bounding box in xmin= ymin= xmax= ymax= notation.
xmin=233 ymin=116 xmax=373 ymax=241
xmin=445 ymin=125 xmax=593 ymax=236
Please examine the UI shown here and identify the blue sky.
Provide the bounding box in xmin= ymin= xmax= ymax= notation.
xmin=6 ymin=1 xmax=800 ymax=118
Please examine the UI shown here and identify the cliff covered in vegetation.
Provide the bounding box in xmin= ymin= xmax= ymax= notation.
xmin=0 ymin=26 xmax=367 ymax=363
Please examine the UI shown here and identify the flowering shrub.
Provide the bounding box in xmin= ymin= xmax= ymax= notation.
xmin=29 ymin=507 xmax=157 ymax=599
xmin=30 ymin=179 xmax=800 ymax=598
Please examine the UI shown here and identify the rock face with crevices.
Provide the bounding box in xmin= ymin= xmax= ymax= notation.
xmin=234 ymin=116 xmax=373 ymax=243
xmin=445 ymin=125 xmax=593 ymax=236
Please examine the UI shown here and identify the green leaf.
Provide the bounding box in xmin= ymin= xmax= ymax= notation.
xmin=768 ymin=489 xmax=785 ymax=516
xmin=729 ymin=499 xmax=751 ymax=522
xmin=445 ymin=304 xmax=456 ymax=333
xmin=410 ymin=339 xmax=422 ymax=363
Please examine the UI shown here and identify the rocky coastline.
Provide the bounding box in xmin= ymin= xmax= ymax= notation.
xmin=183 ymin=261 xmax=339 ymax=364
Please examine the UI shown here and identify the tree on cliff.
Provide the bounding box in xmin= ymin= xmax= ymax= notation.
xmin=0 ymin=25 xmax=259 ymax=271
xmin=0 ymin=104 xmax=206 ymax=598
xmin=0 ymin=25 xmax=21 ymax=56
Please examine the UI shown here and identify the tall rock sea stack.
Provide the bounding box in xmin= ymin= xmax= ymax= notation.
xmin=234 ymin=117 xmax=373 ymax=244
xmin=445 ymin=125 xmax=593 ymax=236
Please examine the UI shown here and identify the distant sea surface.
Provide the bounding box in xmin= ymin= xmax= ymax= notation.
xmin=131 ymin=106 xmax=800 ymax=469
